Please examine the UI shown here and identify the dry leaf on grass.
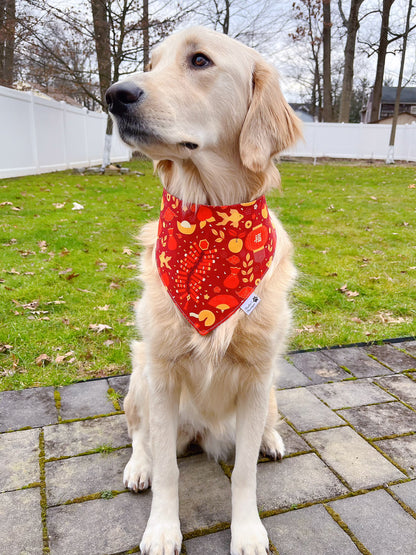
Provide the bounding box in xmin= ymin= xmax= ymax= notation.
xmin=339 ymin=284 xmax=359 ymax=300
xmin=89 ymin=323 xmax=112 ymax=333
xmin=55 ymin=351 xmax=76 ymax=364
xmin=35 ymin=354 xmax=52 ymax=366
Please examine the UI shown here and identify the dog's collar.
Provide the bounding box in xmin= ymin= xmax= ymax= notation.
xmin=155 ymin=189 xmax=277 ymax=335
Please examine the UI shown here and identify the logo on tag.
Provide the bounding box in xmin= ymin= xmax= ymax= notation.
xmin=241 ymin=293 xmax=261 ymax=315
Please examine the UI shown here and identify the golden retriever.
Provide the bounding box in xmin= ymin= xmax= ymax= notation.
xmin=106 ymin=26 xmax=301 ymax=555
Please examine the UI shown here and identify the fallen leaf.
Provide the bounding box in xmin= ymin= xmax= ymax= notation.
xmin=109 ymin=282 xmax=120 ymax=289
xmin=53 ymin=202 xmax=65 ymax=209
xmin=35 ymin=354 xmax=51 ymax=366
xmin=96 ymin=305 xmax=110 ymax=311
xmin=0 ymin=201 xmax=13 ymax=206
xmin=351 ymin=317 xmax=364 ymax=324
xmin=409 ymin=184 xmax=415 ymax=189
xmin=123 ymin=247 xmax=133 ymax=255
xmin=55 ymin=351 xmax=75 ymax=364
xmin=0 ymin=344 xmax=13 ymax=353
xmin=72 ymin=202 xmax=84 ymax=210
xmin=89 ymin=323 xmax=112 ymax=333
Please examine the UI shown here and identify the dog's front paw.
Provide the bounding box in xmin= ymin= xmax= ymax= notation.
xmin=123 ymin=456 xmax=152 ymax=492
xmin=231 ymin=519 xmax=270 ymax=555
xmin=140 ymin=520 xmax=182 ymax=555
xmin=261 ymin=428 xmax=285 ymax=461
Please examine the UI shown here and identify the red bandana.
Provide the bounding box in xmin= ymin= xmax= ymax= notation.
xmin=155 ymin=189 xmax=277 ymax=335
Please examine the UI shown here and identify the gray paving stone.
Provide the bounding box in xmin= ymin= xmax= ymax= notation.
xmin=0 ymin=488 xmax=43 ymax=554
xmin=304 ymin=427 xmax=405 ymax=490
xmin=0 ymin=428 xmax=40 ymax=492
xmin=257 ymin=453 xmax=347 ymax=511
xmin=290 ymin=351 xmax=350 ymax=384
xmin=47 ymin=491 xmax=151 ymax=555
xmin=275 ymin=388 xmax=343 ymax=432
xmin=390 ymin=480 xmax=416 ymax=512
xmin=275 ymin=359 xmax=311 ymax=388
xmin=0 ymin=386 xmax=57 ymax=432
xmin=309 ymin=379 xmax=393 ymax=409
xmin=44 ymin=414 xmax=130 ymax=459
xmin=108 ymin=374 xmax=131 ymax=401
xmin=400 ymin=340 xmax=416 ymax=356
xmin=375 ymin=435 xmax=416 ymax=477
xmin=179 ymin=455 xmax=232 ymax=534
xmin=330 ymin=490 xmax=416 ymax=554
xmin=185 ymin=528 xmax=231 ymax=553
xmin=338 ymin=402 xmax=416 ymax=439
xmin=375 ymin=375 xmax=416 ymax=408
xmin=264 ymin=504 xmax=360 ymax=555
xmin=364 ymin=344 xmax=416 ymax=372
xmin=323 ymin=347 xmax=392 ymax=378
xmin=277 ymin=421 xmax=310 ymax=456
xmin=58 ymin=380 xmax=115 ymax=420
xmin=45 ymin=448 xmax=131 ymax=506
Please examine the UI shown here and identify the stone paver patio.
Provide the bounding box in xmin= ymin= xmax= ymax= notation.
xmin=1 ymin=340 xmax=415 ymax=554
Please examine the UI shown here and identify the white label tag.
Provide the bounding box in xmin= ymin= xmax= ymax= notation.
xmin=241 ymin=293 xmax=261 ymax=315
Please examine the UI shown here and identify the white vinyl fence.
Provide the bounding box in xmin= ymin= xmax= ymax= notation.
xmin=0 ymin=85 xmax=131 ymax=179
xmin=1 ymin=84 xmax=416 ymax=180
xmin=284 ymin=121 xmax=416 ymax=162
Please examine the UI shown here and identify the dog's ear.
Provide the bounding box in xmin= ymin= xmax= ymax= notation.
xmin=239 ymin=61 xmax=302 ymax=173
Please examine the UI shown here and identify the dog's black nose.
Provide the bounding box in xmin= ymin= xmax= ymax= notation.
xmin=106 ymin=82 xmax=144 ymax=115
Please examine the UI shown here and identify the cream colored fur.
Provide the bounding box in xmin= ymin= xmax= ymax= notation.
xmin=110 ymin=26 xmax=302 ymax=555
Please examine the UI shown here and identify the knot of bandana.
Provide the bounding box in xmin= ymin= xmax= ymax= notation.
xmin=155 ymin=189 xmax=277 ymax=335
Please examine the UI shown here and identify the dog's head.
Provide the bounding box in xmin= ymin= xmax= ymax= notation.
xmin=107 ymin=27 xmax=301 ymax=173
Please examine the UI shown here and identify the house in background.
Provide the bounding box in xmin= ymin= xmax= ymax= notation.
xmin=362 ymin=86 xmax=416 ymax=123
xmin=290 ymin=103 xmax=314 ymax=122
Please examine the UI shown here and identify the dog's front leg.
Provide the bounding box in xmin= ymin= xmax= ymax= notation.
xmin=231 ymin=381 xmax=270 ymax=555
xmin=140 ymin=370 xmax=182 ymax=555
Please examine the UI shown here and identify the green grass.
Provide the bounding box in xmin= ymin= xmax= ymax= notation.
xmin=1 ymin=160 xmax=415 ymax=390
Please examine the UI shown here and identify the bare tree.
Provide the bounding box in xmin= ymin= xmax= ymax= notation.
xmin=338 ymin=0 xmax=366 ymax=122
xmin=0 ymin=0 xmax=16 ymax=86
xmin=322 ymin=0 xmax=332 ymax=121
xmin=386 ymin=0 xmax=413 ymax=163
xmin=290 ymin=0 xmax=322 ymax=120
xmin=370 ymin=0 xmax=396 ymax=122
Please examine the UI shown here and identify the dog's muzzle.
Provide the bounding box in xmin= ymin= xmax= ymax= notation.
xmin=106 ymin=82 xmax=144 ymax=116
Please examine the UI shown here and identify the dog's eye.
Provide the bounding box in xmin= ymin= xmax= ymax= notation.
xmin=191 ymin=53 xmax=212 ymax=69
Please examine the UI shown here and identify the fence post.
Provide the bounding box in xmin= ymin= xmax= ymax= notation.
xmin=29 ymin=91 xmax=40 ymax=174
xmin=60 ymin=101 xmax=68 ymax=169
xmin=83 ymin=107 xmax=90 ymax=166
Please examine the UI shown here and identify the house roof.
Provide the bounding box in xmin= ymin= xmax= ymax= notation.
xmin=381 ymin=86 xmax=416 ymax=103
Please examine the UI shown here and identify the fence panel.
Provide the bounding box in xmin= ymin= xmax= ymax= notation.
xmin=0 ymin=85 xmax=131 ymax=179
xmin=284 ymin=121 xmax=416 ymax=162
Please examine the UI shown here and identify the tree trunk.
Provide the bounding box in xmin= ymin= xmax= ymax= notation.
xmin=338 ymin=0 xmax=365 ymax=122
xmin=322 ymin=0 xmax=332 ymax=122
xmin=90 ymin=0 xmax=112 ymax=169
xmin=222 ymin=0 xmax=230 ymax=35
xmin=142 ymin=0 xmax=149 ymax=71
xmin=0 ymin=0 xmax=15 ymax=87
xmin=370 ymin=0 xmax=395 ymax=122
xmin=386 ymin=0 xmax=412 ymax=163
xmin=90 ymin=0 xmax=112 ymax=106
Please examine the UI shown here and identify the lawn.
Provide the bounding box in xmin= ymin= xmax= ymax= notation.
xmin=0 ymin=160 xmax=415 ymax=390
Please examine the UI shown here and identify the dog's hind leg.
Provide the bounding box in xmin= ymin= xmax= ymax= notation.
xmin=123 ymin=341 xmax=152 ymax=492
xmin=260 ymin=386 xmax=285 ymax=461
